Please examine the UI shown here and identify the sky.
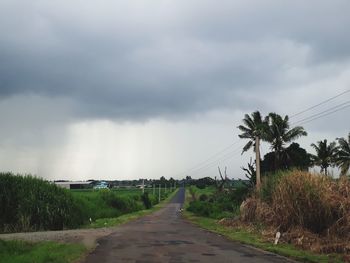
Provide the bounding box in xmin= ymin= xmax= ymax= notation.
xmin=0 ymin=0 xmax=349 ymax=180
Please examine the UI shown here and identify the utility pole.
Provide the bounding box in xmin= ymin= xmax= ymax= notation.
xmin=153 ymin=184 xmax=155 ymax=195
xmin=158 ymin=184 xmax=161 ymax=203
xmin=255 ymin=136 xmax=261 ymax=190
xmin=142 ymin=179 xmax=145 ymax=194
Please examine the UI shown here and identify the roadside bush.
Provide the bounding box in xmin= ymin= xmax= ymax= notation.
xmin=0 ymin=173 xmax=84 ymax=233
xmin=187 ymin=200 xmax=232 ymax=219
xmin=187 ymin=185 xmax=249 ymax=219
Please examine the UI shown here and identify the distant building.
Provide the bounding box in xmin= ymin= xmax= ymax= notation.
xmin=54 ymin=181 xmax=93 ymax=190
xmin=93 ymin=181 xmax=109 ymax=189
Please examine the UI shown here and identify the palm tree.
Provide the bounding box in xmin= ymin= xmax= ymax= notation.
xmin=264 ymin=113 xmax=307 ymax=170
xmin=237 ymin=111 xmax=267 ymax=189
xmin=310 ymin=139 xmax=338 ymax=176
xmin=336 ymin=133 xmax=350 ymax=176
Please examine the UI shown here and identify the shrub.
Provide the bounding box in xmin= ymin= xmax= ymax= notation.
xmin=187 ymin=185 xmax=249 ymax=219
xmin=199 ymin=194 xmax=208 ymax=201
xmin=141 ymin=192 xmax=152 ymax=209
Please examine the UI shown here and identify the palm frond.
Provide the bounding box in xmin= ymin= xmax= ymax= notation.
xmin=241 ymin=140 xmax=254 ymax=154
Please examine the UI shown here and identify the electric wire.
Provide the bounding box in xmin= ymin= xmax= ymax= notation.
xmin=294 ymin=103 xmax=350 ymax=126
xmin=292 ymin=100 xmax=350 ymax=126
xmin=290 ymin=89 xmax=350 ymax=118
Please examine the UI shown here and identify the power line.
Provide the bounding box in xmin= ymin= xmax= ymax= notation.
xmin=171 ymin=140 xmax=242 ymax=178
xmin=292 ymin=100 xmax=350 ymax=125
xmin=294 ymin=103 xmax=350 ymax=126
xmin=191 ymin=148 xmax=240 ymax=177
xmin=189 ymin=149 xmax=242 ymax=175
xmin=175 ymin=142 xmax=244 ymax=178
xmin=290 ymin=89 xmax=350 ymax=118
xmin=185 ymin=140 xmax=241 ymax=173
xmin=186 ymin=143 xmax=244 ymax=176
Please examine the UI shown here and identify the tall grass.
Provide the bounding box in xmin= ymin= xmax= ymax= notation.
xmin=0 ymin=173 xmax=84 ymax=233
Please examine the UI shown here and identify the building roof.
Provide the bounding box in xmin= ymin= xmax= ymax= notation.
xmin=54 ymin=181 xmax=93 ymax=185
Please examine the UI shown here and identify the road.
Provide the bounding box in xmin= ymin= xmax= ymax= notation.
xmin=84 ymin=188 xmax=293 ymax=263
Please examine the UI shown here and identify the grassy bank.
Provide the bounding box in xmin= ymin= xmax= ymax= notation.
xmin=0 ymin=239 xmax=86 ymax=263
xmin=183 ymin=187 xmax=342 ymax=263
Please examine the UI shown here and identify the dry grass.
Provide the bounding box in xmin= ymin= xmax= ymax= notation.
xmin=237 ymin=170 xmax=350 ymax=255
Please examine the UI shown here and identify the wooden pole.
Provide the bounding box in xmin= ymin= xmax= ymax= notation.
xmin=158 ymin=184 xmax=161 ymax=203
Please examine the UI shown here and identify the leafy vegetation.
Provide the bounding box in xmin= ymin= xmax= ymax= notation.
xmin=261 ymin=143 xmax=311 ymax=173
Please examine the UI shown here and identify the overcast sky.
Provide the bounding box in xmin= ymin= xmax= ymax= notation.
xmin=0 ymin=0 xmax=349 ymax=180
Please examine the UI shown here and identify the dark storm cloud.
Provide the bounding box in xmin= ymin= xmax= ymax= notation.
xmin=1 ymin=0 xmax=350 ymax=120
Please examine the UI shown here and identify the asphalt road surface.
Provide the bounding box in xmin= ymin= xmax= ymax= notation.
xmin=84 ymin=188 xmax=293 ymax=263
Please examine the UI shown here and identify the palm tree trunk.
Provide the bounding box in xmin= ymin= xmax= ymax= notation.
xmin=255 ymin=136 xmax=261 ymax=190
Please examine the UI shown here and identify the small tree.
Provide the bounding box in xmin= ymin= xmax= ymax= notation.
xmin=264 ymin=113 xmax=307 ymax=170
xmin=241 ymin=158 xmax=256 ymax=189
xmin=238 ymin=111 xmax=267 ymax=189
xmin=311 ymin=139 xmax=338 ymax=175
xmin=216 ymin=166 xmax=228 ymax=192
